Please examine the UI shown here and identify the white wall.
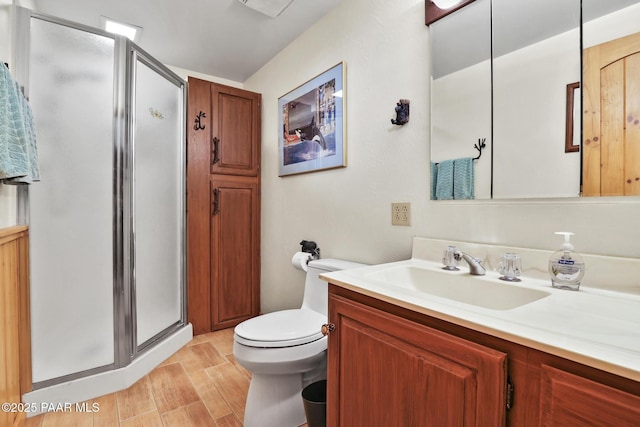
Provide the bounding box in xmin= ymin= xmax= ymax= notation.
xmin=244 ymin=0 xmax=640 ymax=314
xmin=431 ymin=60 xmax=492 ymax=199
xmin=493 ymin=28 xmax=580 ymax=198
xmin=168 ymin=64 xmax=243 ymax=88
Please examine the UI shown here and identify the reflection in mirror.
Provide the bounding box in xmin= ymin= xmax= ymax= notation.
xmin=565 ymin=82 xmax=580 ymax=154
xmin=430 ymin=0 xmax=640 ymax=200
xmin=430 ymin=0 xmax=491 ymax=199
xmin=582 ymin=0 xmax=640 ymax=197
xmin=492 ymin=0 xmax=581 ymax=199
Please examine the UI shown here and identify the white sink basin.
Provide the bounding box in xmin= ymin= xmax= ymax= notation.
xmin=366 ymin=265 xmax=550 ymax=310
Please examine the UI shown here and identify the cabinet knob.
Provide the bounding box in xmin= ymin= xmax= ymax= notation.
xmin=321 ymin=323 xmax=335 ymax=336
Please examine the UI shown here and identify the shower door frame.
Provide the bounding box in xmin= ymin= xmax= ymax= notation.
xmin=14 ymin=8 xmax=187 ymax=389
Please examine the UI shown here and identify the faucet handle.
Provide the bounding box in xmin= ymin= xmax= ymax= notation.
xmin=498 ymin=252 xmax=522 ymax=282
xmin=442 ymin=246 xmax=460 ymax=271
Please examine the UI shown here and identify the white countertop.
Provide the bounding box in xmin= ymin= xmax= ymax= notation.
xmin=321 ymin=257 xmax=640 ymax=382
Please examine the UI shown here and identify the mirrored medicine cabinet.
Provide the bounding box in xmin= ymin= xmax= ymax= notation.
xmin=430 ymin=0 xmax=640 ymax=200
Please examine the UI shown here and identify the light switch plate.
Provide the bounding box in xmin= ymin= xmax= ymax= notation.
xmin=391 ymin=203 xmax=411 ymax=226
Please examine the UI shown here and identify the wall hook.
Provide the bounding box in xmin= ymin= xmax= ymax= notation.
xmin=473 ymin=138 xmax=486 ymax=160
xmin=194 ymin=111 xmax=206 ymax=130
xmin=391 ymin=99 xmax=410 ymax=125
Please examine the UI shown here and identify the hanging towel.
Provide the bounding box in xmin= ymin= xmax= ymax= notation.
xmin=0 ymin=62 xmax=40 ymax=184
xmin=435 ymin=159 xmax=454 ymax=200
xmin=453 ymin=157 xmax=474 ymax=200
xmin=430 ymin=161 xmax=438 ymax=200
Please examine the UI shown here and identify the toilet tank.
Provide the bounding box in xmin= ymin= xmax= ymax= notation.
xmin=302 ymin=258 xmax=367 ymax=315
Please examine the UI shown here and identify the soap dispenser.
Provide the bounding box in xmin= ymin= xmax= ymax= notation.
xmin=548 ymin=232 xmax=585 ymax=291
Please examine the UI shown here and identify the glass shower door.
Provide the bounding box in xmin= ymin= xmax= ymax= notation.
xmin=131 ymin=51 xmax=185 ymax=349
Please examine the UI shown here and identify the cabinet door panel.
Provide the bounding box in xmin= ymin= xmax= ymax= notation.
xmin=211 ymin=84 xmax=261 ymax=176
xmin=540 ymin=365 xmax=640 ymax=426
xmin=210 ymin=177 xmax=260 ymax=329
xmin=328 ymin=294 xmax=507 ymax=427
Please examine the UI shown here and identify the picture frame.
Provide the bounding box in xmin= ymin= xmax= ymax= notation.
xmin=278 ymin=62 xmax=345 ymax=176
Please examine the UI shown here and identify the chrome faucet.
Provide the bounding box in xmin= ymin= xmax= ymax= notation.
xmin=453 ymin=250 xmax=486 ymax=275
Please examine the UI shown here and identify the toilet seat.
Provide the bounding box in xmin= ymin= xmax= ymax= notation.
xmin=234 ymin=309 xmax=326 ymax=348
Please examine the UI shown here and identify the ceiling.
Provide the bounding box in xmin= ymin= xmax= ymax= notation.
xmin=31 ymin=0 xmax=343 ymax=82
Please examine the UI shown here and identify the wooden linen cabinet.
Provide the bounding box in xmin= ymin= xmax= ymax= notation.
xmin=187 ymin=77 xmax=261 ymax=333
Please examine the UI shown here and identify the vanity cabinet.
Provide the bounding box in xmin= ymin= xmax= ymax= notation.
xmin=326 ymin=285 xmax=640 ymax=426
xmin=187 ymin=77 xmax=261 ymax=333
xmin=326 ymin=291 xmax=507 ymax=426
xmin=539 ymin=365 xmax=640 ymax=426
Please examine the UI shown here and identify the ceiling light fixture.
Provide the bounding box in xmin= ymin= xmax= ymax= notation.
xmin=237 ymin=0 xmax=296 ymax=18
xmin=101 ymin=16 xmax=143 ymax=43
xmin=432 ymin=0 xmax=464 ymax=9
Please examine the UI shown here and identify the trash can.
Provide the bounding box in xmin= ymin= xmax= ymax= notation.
xmin=302 ymin=380 xmax=326 ymax=427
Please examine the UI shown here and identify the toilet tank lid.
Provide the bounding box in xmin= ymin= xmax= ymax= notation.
xmin=308 ymin=258 xmax=368 ymax=272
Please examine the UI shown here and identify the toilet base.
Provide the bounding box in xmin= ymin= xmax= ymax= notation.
xmin=243 ymin=373 xmax=306 ymax=427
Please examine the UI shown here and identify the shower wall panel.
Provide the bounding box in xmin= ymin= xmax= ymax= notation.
xmin=28 ymin=18 xmax=116 ymax=383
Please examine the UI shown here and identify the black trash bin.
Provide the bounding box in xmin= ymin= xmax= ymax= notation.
xmin=302 ymin=380 xmax=326 ymax=427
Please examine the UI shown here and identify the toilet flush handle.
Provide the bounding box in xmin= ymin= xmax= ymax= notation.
xmin=321 ymin=323 xmax=335 ymax=336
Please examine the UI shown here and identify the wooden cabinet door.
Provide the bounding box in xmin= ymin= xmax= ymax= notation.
xmin=539 ymin=365 xmax=640 ymax=426
xmin=210 ymin=176 xmax=260 ymax=330
xmin=327 ymin=293 xmax=507 ymax=427
xmin=583 ymin=31 xmax=640 ymax=196
xmin=211 ymin=84 xmax=261 ymax=177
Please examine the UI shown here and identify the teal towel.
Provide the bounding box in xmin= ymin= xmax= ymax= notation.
xmin=435 ymin=160 xmax=454 ymax=200
xmin=453 ymin=157 xmax=474 ymax=200
xmin=0 ymin=62 xmax=40 ymax=184
xmin=430 ymin=161 xmax=437 ymax=200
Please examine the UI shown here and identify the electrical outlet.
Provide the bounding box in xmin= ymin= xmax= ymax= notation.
xmin=391 ymin=202 xmax=411 ymax=226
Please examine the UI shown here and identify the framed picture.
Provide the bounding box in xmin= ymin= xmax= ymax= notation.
xmin=278 ymin=62 xmax=345 ymax=176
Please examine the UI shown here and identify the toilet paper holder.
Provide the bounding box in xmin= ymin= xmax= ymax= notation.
xmin=300 ymin=240 xmax=320 ymax=262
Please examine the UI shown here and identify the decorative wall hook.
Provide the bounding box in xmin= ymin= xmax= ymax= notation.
xmin=391 ymin=99 xmax=410 ymax=125
xmin=194 ymin=111 xmax=206 ymax=130
xmin=473 ymin=138 xmax=486 ymax=160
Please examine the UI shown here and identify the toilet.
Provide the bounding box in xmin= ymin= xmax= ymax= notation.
xmin=233 ymin=258 xmax=366 ymax=427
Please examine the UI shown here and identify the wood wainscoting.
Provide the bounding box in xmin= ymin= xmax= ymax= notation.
xmin=0 ymin=225 xmax=32 ymax=427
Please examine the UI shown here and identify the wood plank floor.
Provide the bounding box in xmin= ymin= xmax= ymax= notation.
xmin=25 ymin=329 xmax=309 ymax=427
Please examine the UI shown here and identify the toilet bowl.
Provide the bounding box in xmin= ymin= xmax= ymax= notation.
xmin=233 ymin=258 xmax=366 ymax=427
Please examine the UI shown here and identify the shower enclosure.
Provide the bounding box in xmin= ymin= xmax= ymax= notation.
xmin=14 ymin=9 xmax=187 ymax=389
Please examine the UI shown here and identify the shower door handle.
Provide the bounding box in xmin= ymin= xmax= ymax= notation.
xmin=212 ymin=188 xmax=220 ymax=216
xmin=212 ymin=137 xmax=220 ymax=165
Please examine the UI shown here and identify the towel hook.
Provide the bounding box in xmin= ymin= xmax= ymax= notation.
xmin=473 ymin=138 xmax=486 ymax=160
